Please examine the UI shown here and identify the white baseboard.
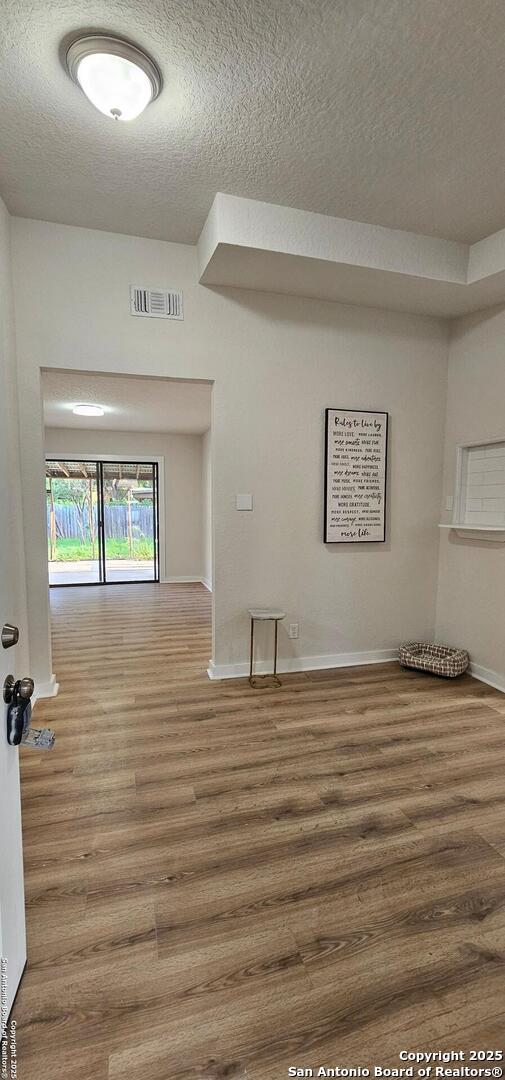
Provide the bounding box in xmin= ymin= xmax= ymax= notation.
xmin=469 ymin=662 xmax=505 ymax=694
xmin=33 ymin=673 xmax=59 ymax=703
xmin=163 ymin=576 xmax=212 ymax=591
xmin=164 ymin=576 xmax=204 ymax=584
xmin=207 ymin=648 xmax=398 ymax=681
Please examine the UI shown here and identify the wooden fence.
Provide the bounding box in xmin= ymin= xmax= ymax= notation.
xmin=47 ymin=503 xmax=154 ymax=540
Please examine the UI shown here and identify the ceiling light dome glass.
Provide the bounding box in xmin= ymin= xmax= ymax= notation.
xmin=66 ymin=35 xmax=161 ymax=121
xmin=72 ymin=404 xmax=105 ymax=417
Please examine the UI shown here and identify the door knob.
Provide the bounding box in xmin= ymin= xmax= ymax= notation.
xmin=3 ymin=674 xmax=15 ymax=704
xmin=1 ymin=624 xmax=19 ymax=649
xmin=3 ymin=675 xmax=34 ymax=704
xmin=19 ymin=677 xmax=34 ymax=699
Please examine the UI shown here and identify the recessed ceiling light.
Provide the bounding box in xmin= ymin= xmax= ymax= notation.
xmin=65 ymin=34 xmax=161 ymax=121
xmin=72 ymin=404 xmax=105 ymax=417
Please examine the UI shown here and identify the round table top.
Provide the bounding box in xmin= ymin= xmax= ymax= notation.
xmin=248 ymin=609 xmax=286 ymax=620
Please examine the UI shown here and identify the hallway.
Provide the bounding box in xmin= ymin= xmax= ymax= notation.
xmin=15 ymin=584 xmax=505 ymax=1078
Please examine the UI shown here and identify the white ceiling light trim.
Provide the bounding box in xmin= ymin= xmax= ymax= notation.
xmin=72 ymin=404 xmax=105 ymax=416
xmin=65 ymin=34 xmax=161 ymax=121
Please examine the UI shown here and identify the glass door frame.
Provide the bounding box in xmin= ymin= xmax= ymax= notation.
xmin=46 ymin=458 xmax=160 ymax=588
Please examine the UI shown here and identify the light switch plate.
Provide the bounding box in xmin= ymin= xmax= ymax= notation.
xmin=445 ymin=495 xmax=454 ymax=511
xmin=236 ymin=494 xmax=253 ymax=511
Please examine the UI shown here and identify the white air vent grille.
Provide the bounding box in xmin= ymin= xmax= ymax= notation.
xmin=130 ymin=286 xmax=183 ymax=320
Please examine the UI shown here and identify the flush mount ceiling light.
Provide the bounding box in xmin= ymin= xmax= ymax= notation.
xmin=65 ymin=34 xmax=161 ymax=121
xmin=72 ymin=404 xmax=105 ymax=417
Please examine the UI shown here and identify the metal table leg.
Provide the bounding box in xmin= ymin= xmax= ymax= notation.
xmin=249 ymin=617 xmax=254 ymax=682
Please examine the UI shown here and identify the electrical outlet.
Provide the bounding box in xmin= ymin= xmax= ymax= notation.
xmin=288 ymin=623 xmax=299 ymax=639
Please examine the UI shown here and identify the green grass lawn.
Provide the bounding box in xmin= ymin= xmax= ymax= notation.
xmin=48 ymin=537 xmax=154 ymax=562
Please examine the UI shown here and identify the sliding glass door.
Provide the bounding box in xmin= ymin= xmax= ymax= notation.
xmin=46 ymin=460 xmax=159 ymax=586
xmin=46 ymin=461 xmax=101 ymax=585
xmin=102 ymin=462 xmax=158 ymax=583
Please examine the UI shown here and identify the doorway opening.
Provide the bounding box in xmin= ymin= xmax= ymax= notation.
xmin=38 ymin=367 xmax=213 ymax=678
xmin=46 ymin=458 xmax=160 ymax=586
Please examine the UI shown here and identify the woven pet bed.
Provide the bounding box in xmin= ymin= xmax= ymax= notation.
xmin=399 ymin=642 xmax=469 ymax=678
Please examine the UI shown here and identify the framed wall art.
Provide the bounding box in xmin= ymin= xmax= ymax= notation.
xmin=324 ymin=408 xmax=388 ymax=543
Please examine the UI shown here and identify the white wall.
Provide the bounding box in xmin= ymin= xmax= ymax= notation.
xmin=12 ymin=217 xmax=449 ymax=681
xmin=44 ymin=427 xmax=204 ymax=581
xmin=436 ymin=305 xmax=505 ymax=688
xmin=202 ymin=428 xmax=212 ymax=591
xmin=0 ymin=196 xmax=27 ymax=1012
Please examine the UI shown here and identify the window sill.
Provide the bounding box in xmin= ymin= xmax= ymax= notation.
xmin=438 ymin=524 xmax=505 ymax=542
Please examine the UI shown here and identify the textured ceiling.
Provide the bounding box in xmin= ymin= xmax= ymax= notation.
xmin=2 ymin=0 xmax=505 ymax=244
xmin=42 ymin=371 xmax=212 ymax=434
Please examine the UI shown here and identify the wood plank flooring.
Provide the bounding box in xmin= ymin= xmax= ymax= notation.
xmin=14 ymin=583 xmax=505 ymax=1078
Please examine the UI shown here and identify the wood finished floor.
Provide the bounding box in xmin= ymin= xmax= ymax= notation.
xmin=15 ymin=583 xmax=505 ymax=1078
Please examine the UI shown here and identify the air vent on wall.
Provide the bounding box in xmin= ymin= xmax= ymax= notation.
xmin=130 ymin=286 xmax=184 ymax=319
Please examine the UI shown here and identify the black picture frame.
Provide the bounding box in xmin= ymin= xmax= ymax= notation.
xmin=324 ymin=408 xmax=388 ymax=544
